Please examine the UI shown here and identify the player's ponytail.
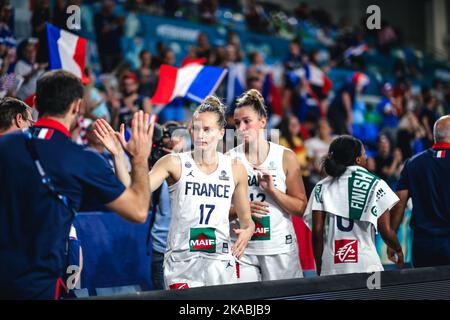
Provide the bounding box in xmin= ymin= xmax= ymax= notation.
xmin=194 ymin=95 xmax=227 ymax=128
xmin=235 ymin=89 xmax=267 ymax=119
xmin=323 ymin=135 xmax=363 ymax=178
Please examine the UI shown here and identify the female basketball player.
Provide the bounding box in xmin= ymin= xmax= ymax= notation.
xmin=228 ymin=89 xmax=308 ymax=282
xmin=94 ymin=96 xmax=254 ymax=289
xmin=304 ymin=135 xmax=404 ymax=276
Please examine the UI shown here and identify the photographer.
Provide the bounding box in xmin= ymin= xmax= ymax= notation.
xmin=148 ymin=121 xmax=190 ymax=290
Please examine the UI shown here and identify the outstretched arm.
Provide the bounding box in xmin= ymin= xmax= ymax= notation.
xmin=105 ymin=111 xmax=154 ymax=223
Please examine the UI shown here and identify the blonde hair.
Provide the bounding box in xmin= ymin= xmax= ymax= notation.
xmin=193 ymin=95 xmax=227 ymax=128
xmin=235 ymin=89 xmax=267 ymax=119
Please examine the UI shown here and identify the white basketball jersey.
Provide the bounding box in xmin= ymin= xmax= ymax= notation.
xmin=228 ymin=142 xmax=298 ymax=255
xmin=320 ymin=214 xmax=383 ymax=276
xmin=166 ymin=152 xmax=235 ymax=262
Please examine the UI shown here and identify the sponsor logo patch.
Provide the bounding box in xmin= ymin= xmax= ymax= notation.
xmin=189 ymin=227 xmax=216 ymax=253
xmin=251 ymin=216 xmax=270 ymax=241
xmin=334 ymin=239 xmax=358 ymax=263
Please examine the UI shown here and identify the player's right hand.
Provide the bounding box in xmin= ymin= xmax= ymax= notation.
xmin=93 ymin=118 xmax=124 ymax=157
xmin=250 ymin=201 xmax=269 ymax=216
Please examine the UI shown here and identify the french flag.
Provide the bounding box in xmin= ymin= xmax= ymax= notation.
xmin=226 ymin=63 xmax=246 ymax=106
xmin=36 ymin=128 xmax=54 ymax=140
xmin=151 ymin=64 xmax=227 ymax=105
xmin=303 ymin=63 xmax=333 ymax=95
xmin=46 ymin=23 xmax=88 ymax=83
xmin=344 ymin=43 xmax=369 ymax=59
xmin=437 ymin=150 xmax=446 ymax=158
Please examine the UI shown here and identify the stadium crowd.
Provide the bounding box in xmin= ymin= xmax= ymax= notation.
xmin=1 ymin=0 xmax=449 ymax=197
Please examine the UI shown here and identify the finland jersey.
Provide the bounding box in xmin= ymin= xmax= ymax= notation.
xmin=166 ymin=152 xmax=235 ymax=262
xmin=320 ymin=214 xmax=383 ymax=276
xmin=228 ymin=142 xmax=298 ymax=255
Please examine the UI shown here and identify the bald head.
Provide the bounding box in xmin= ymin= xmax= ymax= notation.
xmin=433 ymin=115 xmax=450 ymax=143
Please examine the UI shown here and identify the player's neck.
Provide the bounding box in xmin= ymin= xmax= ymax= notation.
xmin=245 ymin=138 xmax=270 ymax=166
xmin=192 ymin=149 xmax=218 ymax=167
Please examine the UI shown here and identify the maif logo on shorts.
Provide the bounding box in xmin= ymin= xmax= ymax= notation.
xmin=190 ymin=227 xmax=216 ymax=253
xmin=334 ymin=239 xmax=358 ymax=263
xmin=251 ymin=216 xmax=270 ymax=240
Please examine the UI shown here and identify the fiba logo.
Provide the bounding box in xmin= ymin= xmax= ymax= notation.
xmin=66 ymin=5 xmax=81 ymax=31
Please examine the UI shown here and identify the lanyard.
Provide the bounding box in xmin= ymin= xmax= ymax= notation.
xmin=23 ymin=129 xmax=78 ymax=217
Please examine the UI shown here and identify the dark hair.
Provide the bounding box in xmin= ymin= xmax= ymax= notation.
xmin=35 ymin=70 xmax=84 ymax=117
xmin=277 ymin=115 xmax=297 ymax=149
xmin=235 ymin=89 xmax=267 ymax=119
xmin=193 ymin=95 xmax=227 ymax=128
xmin=0 ymin=97 xmax=30 ymax=131
xmin=323 ymin=135 xmax=363 ymax=177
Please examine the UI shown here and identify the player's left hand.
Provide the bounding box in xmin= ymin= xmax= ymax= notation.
xmin=232 ymin=226 xmax=254 ymax=259
xmin=387 ymin=246 xmax=404 ymax=268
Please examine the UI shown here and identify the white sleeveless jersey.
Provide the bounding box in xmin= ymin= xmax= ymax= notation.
xmin=228 ymin=142 xmax=298 ymax=255
xmin=320 ymin=214 xmax=383 ymax=276
xmin=166 ymin=152 xmax=235 ymax=262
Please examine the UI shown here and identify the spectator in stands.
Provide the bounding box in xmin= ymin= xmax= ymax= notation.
xmin=305 ymin=119 xmax=335 ymax=185
xmin=14 ymin=39 xmax=47 ymax=100
xmin=374 ymin=134 xmax=403 ymax=188
xmin=136 ymin=49 xmax=157 ymax=98
xmin=158 ymin=48 xmax=186 ymax=123
xmin=226 ymin=31 xmax=245 ymax=62
xmin=419 ymin=93 xmax=440 ymax=148
xmin=278 ymin=115 xmax=311 ymax=190
xmin=195 ymin=32 xmax=212 ymax=60
xmin=0 ymin=97 xmax=33 ymax=136
xmin=294 ymin=2 xmax=310 ymax=21
xmin=327 ymin=72 xmax=369 ymax=135
xmin=94 ymin=0 xmax=124 ymax=73
xmin=83 ymin=67 xmax=111 ymax=123
xmin=283 ymin=38 xmax=304 ymax=74
xmin=377 ymin=82 xmax=400 ymax=139
xmin=0 ymin=2 xmax=14 ymax=40
xmin=377 ymin=21 xmax=398 ymax=55
xmin=397 ymin=111 xmax=427 ymax=158
xmin=391 ymin=116 xmax=450 ymax=267
xmin=0 ymin=36 xmax=15 ymax=76
xmin=247 ymin=51 xmax=267 ymax=79
xmin=111 ymin=71 xmax=151 ymax=129
xmin=245 ymin=0 xmax=269 ymax=34
xmin=198 ymin=0 xmax=217 ymax=25
xmin=53 ymin=0 xmax=68 ymax=30
xmin=32 ymin=0 xmax=51 ymax=64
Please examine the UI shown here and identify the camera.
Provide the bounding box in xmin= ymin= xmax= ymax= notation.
xmin=150 ymin=123 xmax=187 ymax=166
